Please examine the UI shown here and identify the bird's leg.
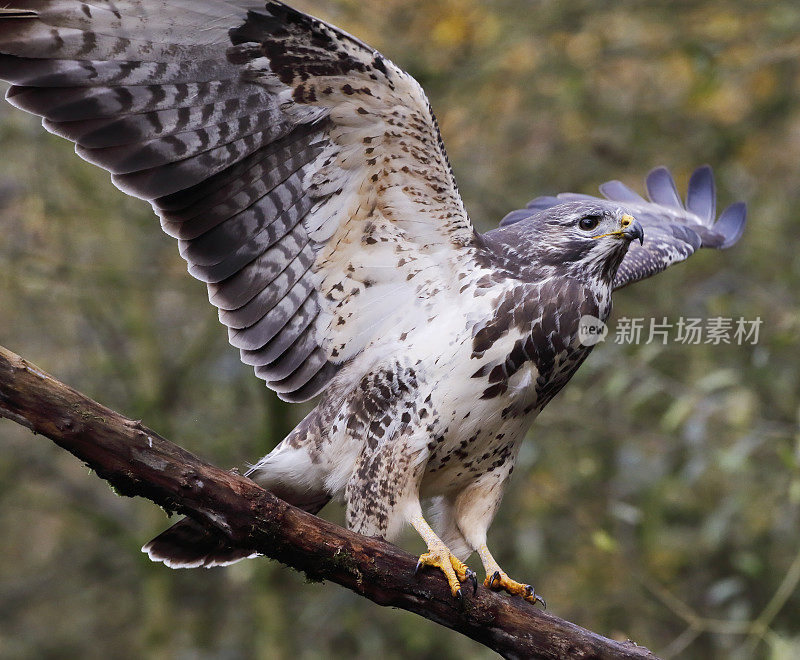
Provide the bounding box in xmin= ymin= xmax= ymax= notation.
xmin=410 ymin=514 xmax=477 ymax=598
xmin=477 ymin=544 xmax=546 ymax=607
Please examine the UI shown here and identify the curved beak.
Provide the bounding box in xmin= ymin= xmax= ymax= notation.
xmin=592 ymin=214 xmax=645 ymax=244
xmin=622 ymin=216 xmax=644 ymax=245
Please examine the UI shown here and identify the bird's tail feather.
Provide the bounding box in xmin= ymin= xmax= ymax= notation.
xmin=142 ymin=517 xmax=257 ymax=569
xmin=143 ymin=495 xmax=331 ymax=569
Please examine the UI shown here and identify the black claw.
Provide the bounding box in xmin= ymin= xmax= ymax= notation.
xmin=414 ymin=559 xmax=423 ymax=576
xmin=524 ymin=585 xmax=546 ymax=609
xmin=467 ymin=569 xmax=478 ymax=595
xmin=455 ymin=587 xmax=464 ymax=602
xmin=489 ymin=570 xmax=501 ymax=589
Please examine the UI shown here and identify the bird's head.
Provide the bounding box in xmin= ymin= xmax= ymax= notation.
xmin=492 ymin=201 xmax=644 ymax=286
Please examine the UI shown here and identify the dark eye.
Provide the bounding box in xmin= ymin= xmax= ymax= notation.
xmin=579 ymin=215 xmax=601 ymax=231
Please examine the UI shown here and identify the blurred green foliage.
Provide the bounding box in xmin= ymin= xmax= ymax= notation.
xmin=1 ymin=1 xmax=799 ymax=658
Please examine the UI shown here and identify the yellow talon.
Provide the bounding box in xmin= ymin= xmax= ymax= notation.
xmin=449 ymin=554 xmax=472 ymax=584
xmin=477 ymin=544 xmax=546 ymax=607
xmin=484 ymin=570 xmax=546 ymax=608
xmin=415 ymin=549 xmax=478 ymax=598
xmin=410 ymin=514 xmax=478 ymax=599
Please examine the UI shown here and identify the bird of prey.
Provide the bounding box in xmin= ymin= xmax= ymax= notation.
xmin=0 ymin=1 xmax=746 ymax=603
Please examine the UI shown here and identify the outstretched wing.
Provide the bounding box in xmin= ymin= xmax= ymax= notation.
xmin=500 ymin=166 xmax=746 ymax=289
xmin=0 ymin=0 xmax=476 ymax=401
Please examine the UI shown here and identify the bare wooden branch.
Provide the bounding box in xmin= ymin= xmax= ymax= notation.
xmin=0 ymin=344 xmax=659 ymax=660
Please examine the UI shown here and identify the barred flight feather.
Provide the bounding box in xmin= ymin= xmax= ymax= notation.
xmin=1 ymin=0 xmax=479 ymax=401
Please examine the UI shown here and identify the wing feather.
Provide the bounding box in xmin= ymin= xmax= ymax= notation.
xmin=645 ymin=166 xmax=684 ymax=209
xmin=0 ymin=0 xmax=478 ymax=401
xmin=686 ymin=165 xmax=716 ymax=224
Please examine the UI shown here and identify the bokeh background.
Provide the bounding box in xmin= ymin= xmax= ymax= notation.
xmin=1 ymin=1 xmax=799 ymax=658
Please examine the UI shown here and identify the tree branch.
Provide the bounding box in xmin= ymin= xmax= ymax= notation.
xmin=0 ymin=345 xmax=658 ymax=660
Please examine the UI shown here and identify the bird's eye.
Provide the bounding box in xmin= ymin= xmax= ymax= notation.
xmin=578 ymin=215 xmax=601 ymax=231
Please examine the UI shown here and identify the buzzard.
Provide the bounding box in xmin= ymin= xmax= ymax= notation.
xmin=0 ymin=1 xmax=746 ymax=603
